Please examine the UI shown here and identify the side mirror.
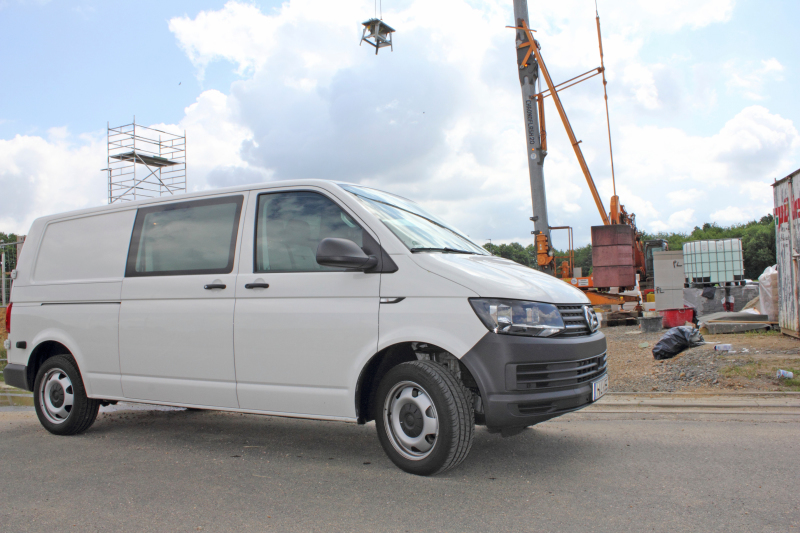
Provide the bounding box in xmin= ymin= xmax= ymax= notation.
xmin=316 ymin=238 xmax=378 ymax=270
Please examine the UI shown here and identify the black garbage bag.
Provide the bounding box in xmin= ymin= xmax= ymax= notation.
xmin=701 ymin=286 xmax=716 ymax=299
xmin=652 ymin=326 xmax=705 ymax=360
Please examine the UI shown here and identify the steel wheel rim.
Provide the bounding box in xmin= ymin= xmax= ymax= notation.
xmin=383 ymin=380 xmax=439 ymax=461
xmin=39 ymin=368 xmax=74 ymax=425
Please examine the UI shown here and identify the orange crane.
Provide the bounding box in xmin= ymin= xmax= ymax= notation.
xmin=510 ymin=2 xmax=648 ymax=303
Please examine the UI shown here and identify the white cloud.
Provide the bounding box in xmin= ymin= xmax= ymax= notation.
xmin=614 ymin=105 xmax=796 ymax=234
xmin=726 ymin=57 xmax=785 ymax=100
xmin=0 ymin=129 xmax=106 ymax=233
xmin=622 ymin=63 xmax=660 ymax=109
xmin=650 ymin=208 xmax=696 ymax=233
xmin=667 ymin=188 xmax=705 ymax=204
xmin=150 ymin=89 xmax=265 ymax=190
xmin=0 ymin=90 xmax=262 ymax=233
xmin=168 ymin=2 xmax=280 ymax=79
xmin=710 ymin=205 xmax=766 ymax=224
xmin=4 ymin=0 xmax=794 ymax=249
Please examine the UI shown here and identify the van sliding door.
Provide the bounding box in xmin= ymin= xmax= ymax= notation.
xmin=118 ymin=194 xmax=247 ymax=408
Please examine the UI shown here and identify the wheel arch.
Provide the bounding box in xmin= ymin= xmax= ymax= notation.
xmin=354 ymin=341 xmax=483 ymax=424
xmin=26 ymin=339 xmax=77 ymax=392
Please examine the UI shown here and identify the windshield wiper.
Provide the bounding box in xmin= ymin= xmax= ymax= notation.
xmin=410 ymin=247 xmax=475 ymax=254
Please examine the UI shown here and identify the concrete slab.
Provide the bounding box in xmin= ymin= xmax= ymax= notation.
xmin=704 ymin=322 xmax=772 ymax=334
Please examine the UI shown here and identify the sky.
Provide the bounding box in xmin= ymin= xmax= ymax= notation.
xmin=1 ymin=0 xmax=798 ymax=251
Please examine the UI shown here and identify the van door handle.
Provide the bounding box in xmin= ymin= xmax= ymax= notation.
xmin=244 ymin=283 xmax=270 ymax=289
xmin=204 ymin=284 xmax=227 ymax=290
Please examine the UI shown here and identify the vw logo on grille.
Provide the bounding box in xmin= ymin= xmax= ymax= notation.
xmin=584 ymin=306 xmax=599 ymax=332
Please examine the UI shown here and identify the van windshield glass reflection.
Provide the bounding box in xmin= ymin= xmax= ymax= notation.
xmin=340 ymin=185 xmax=487 ymax=255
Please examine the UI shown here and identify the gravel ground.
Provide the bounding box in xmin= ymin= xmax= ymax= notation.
xmin=606 ymin=325 xmax=800 ymax=393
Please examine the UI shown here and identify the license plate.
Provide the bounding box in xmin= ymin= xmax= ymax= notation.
xmin=592 ymin=374 xmax=608 ymax=401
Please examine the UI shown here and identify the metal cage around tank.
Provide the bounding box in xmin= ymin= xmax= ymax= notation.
xmin=682 ymin=239 xmax=744 ymax=286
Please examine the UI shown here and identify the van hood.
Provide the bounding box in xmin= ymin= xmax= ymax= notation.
xmin=411 ymin=253 xmax=590 ymax=304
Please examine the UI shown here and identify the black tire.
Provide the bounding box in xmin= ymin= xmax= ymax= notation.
xmin=375 ymin=360 xmax=474 ymax=476
xmin=33 ymin=355 xmax=100 ymax=436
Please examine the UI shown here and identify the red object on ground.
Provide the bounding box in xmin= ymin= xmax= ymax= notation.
xmin=659 ymin=307 xmax=694 ymax=328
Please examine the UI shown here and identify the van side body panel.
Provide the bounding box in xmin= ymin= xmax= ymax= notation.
xmin=376 ymin=255 xmax=484 ymax=358
xmin=13 ymin=302 xmax=123 ymax=397
xmin=8 ymin=210 xmax=136 ymax=397
xmin=118 ymin=193 xmax=249 ymax=408
xmin=31 ymin=211 xmax=136 ymax=285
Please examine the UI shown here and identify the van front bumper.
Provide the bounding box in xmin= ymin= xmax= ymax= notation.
xmin=460 ymin=330 xmax=607 ymax=431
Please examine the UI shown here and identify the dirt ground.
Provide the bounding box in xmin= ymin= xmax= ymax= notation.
xmin=605 ymin=325 xmax=800 ymax=392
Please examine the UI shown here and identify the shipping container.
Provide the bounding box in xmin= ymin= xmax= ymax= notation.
xmin=772 ymin=169 xmax=800 ymax=338
xmin=682 ymin=239 xmax=744 ymax=286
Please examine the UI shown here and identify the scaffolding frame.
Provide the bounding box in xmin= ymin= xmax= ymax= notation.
xmin=106 ymin=118 xmax=186 ymax=203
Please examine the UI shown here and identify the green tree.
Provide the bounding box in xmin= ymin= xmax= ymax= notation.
xmin=483 ymin=213 xmax=775 ymax=280
xmin=640 ymin=214 xmax=775 ymax=280
xmin=483 ymin=242 xmax=536 ymax=268
xmin=0 ymin=232 xmax=21 ymax=272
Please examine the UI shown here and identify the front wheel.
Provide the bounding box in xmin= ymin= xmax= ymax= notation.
xmin=34 ymin=355 xmax=100 ymax=435
xmin=375 ymin=360 xmax=474 ymax=476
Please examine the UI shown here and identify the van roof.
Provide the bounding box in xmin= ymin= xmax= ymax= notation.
xmin=32 ymin=178 xmax=354 ymax=224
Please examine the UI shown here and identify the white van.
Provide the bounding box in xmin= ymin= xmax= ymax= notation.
xmin=3 ymin=180 xmax=606 ymax=475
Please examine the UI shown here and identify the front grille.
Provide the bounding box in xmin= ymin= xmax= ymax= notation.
xmin=511 ymin=352 xmax=607 ymax=392
xmin=557 ymin=304 xmax=590 ymax=337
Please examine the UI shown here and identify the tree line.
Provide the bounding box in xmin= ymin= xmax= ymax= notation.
xmin=0 ymin=232 xmax=23 ymax=272
xmin=482 ymin=215 xmax=776 ymax=280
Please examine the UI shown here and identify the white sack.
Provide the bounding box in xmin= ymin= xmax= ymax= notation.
xmin=758 ymin=265 xmax=779 ymax=322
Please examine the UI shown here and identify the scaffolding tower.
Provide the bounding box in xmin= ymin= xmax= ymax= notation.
xmin=106 ymin=118 xmax=186 ymax=203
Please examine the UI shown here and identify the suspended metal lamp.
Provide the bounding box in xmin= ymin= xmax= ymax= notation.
xmin=360 ymin=18 xmax=395 ymax=55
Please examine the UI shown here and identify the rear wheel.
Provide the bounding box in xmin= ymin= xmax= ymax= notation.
xmin=375 ymin=360 xmax=474 ymax=476
xmin=34 ymin=355 xmax=100 ymax=435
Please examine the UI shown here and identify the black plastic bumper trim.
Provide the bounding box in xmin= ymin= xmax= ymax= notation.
xmin=3 ymin=364 xmax=31 ymax=391
xmin=460 ymin=330 xmax=607 ymax=429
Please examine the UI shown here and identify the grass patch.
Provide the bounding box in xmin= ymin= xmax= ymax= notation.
xmin=721 ymin=362 xmax=760 ymax=380
xmin=777 ymin=367 xmax=800 ymax=390
xmin=742 ymin=329 xmax=782 ymax=337
xmin=721 ymin=361 xmax=800 ymax=391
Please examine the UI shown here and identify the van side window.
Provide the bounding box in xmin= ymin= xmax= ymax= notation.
xmin=126 ymin=196 xmax=244 ymax=277
xmin=255 ymin=191 xmax=364 ymax=272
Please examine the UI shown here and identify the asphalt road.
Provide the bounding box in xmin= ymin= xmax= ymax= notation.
xmin=0 ymin=401 xmax=798 ymax=532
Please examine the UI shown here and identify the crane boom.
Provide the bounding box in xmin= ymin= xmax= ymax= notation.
xmin=512 ymin=1 xmax=553 ymax=274
xmin=510 ymin=1 xmax=645 ymax=292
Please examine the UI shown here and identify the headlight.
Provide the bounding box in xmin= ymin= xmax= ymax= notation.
xmin=469 ymin=298 xmax=565 ymax=337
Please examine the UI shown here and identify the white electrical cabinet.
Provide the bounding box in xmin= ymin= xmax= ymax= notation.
xmin=653 ymin=250 xmax=685 ymax=310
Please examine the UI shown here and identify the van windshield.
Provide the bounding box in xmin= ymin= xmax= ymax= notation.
xmin=339 ymin=184 xmax=488 ymax=255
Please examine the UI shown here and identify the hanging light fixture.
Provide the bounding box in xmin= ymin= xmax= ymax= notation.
xmin=360 ymin=0 xmax=394 ymax=55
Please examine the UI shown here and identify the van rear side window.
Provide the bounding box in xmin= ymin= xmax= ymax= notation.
xmin=125 ymin=196 xmax=244 ymax=277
